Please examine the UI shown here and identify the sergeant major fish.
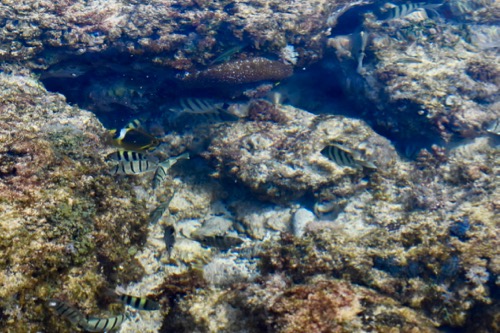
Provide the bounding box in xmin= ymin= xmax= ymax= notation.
xmin=152 ymin=152 xmax=190 ymax=189
xmin=321 ymin=143 xmax=377 ymax=169
xmin=108 ymin=150 xmax=159 ymax=175
xmin=377 ymin=2 xmax=442 ymax=21
xmin=149 ymin=191 xmax=176 ymax=225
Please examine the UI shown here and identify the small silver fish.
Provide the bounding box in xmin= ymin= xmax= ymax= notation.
xmin=152 ymin=152 xmax=190 ymax=189
xmin=149 ymin=191 xmax=176 ymax=225
xmin=209 ymin=43 xmax=248 ymax=65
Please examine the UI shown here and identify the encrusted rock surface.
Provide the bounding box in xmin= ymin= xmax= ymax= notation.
xmin=0 ymin=70 xmax=150 ymax=332
xmin=0 ymin=1 xmax=498 ymax=332
xmin=327 ymin=0 xmax=500 ymax=143
xmin=205 ymin=100 xmax=397 ymax=203
xmin=0 ymin=0 xmax=371 ymax=69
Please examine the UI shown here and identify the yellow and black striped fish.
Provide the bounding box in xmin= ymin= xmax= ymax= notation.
xmin=80 ymin=314 xmax=127 ymax=332
xmin=108 ymin=119 xmax=159 ymax=152
xmin=152 ymin=152 xmax=190 ymax=189
xmin=116 ymin=294 xmax=160 ymax=311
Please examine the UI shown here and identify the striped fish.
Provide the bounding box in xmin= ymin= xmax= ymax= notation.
xmin=149 ymin=191 xmax=176 ymax=225
xmin=116 ymin=294 xmax=160 ymax=311
xmin=321 ymin=144 xmax=377 ymax=169
xmin=378 ymin=2 xmax=442 ymax=20
xmin=106 ymin=150 xmax=156 ymax=163
xmin=171 ymin=98 xmax=225 ymax=115
xmin=47 ymin=299 xmax=84 ymax=326
xmin=110 ymin=158 xmax=157 ymax=175
xmin=79 ymin=314 xmax=127 ymax=332
xmin=321 ymin=144 xmax=358 ymax=168
xmin=194 ymin=235 xmax=244 ymax=251
xmin=152 ymin=152 xmax=190 ymax=189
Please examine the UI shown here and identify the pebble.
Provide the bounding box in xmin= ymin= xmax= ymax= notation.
xmin=292 ymin=208 xmax=316 ymax=238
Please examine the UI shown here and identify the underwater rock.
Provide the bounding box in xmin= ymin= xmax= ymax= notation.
xmin=0 ymin=71 xmax=150 ymax=332
xmin=292 ymin=208 xmax=316 ymax=238
xmin=205 ymin=103 xmax=397 ymax=203
xmin=326 ymin=0 xmax=500 ymax=143
xmin=180 ymin=57 xmax=293 ymax=87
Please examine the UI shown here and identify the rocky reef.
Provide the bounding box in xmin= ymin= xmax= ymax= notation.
xmin=0 ymin=0 xmax=498 ymax=332
xmin=326 ymin=0 xmax=500 ymax=145
xmin=0 ymin=69 xmax=151 ymax=331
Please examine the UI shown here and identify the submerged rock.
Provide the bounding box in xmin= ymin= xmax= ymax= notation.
xmin=0 ymin=71 xmax=150 ymax=332
xmin=205 ymin=101 xmax=397 ymax=203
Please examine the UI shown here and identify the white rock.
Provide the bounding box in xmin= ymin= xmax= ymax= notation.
xmin=292 ymin=208 xmax=316 ymax=238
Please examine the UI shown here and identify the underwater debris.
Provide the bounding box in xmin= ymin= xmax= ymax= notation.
xmin=107 ymin=119 xmax=160 ymax=152
xmin=152 ymin=152 xmax=190 ymax=189
xmin=180 ymin=57 xmax=293 ymax=86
